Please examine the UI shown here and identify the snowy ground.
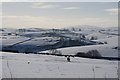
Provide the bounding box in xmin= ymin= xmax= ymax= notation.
xmin=0 ymin=52 xmax=2 ymax=79
xmin=1 ymin=52 xmax=119 ymax=78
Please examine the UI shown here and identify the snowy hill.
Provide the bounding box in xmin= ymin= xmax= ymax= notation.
xmin=68 ymin=25 xmax=103 ymax=31
xmin=39 ymin=36 xmax=119 ymax=58
xmin=1 ymin=27 xmax=119 ymax=58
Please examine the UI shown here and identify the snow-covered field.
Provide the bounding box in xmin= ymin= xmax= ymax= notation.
xmin=0 ymin=52 xmax=2 ymax=79
xmin=0 ymin=36 xmax=30 ymax=46
xmin=40 ymin=36 xmax=119 ymax=58
xmin=1 ymin=52 xmax=119 ymax=78
xmin=0 ymin=27 xmax=119 ymax=79
xmin=86 ymin=31 xmax=116 ymax=40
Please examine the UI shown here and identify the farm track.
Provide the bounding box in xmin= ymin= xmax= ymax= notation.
xmin=10 ymin=38 xmax=34 ymax=47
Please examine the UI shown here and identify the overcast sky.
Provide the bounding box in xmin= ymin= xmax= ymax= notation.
xmin=1 ymin=2 xmax=118 ymax=29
